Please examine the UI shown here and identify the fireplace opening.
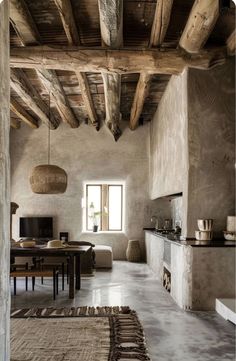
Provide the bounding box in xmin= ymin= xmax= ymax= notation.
xmin=163 ymin=267 xmax=171 ymax=293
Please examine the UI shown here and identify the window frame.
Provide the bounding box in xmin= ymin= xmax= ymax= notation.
xmin=84 ymin=181 xmax=124 ymax=232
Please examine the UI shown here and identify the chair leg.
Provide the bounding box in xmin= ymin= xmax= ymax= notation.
xmin=62 ymin=262 xmax=65 ymax=291
xmin=32 ymin=277 xmax=35 ymax=291
xmin=66 ymin=262 xmax=69 ymax=284
xmin=41 ymin=276 xmax=44 ymax=285
xmin=56 ymin=272 xmax=59 ymax=295
xmin=25 ymin=276 xmax=28 ymax=291
xmin=53 ymin=269 xmax=56 ymax=300
xmin=13 ymin=277 xmax=16 ymax=296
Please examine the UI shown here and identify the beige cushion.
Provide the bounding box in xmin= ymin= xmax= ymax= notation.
xmin=94 ymin=245 xmax=113 ymax=268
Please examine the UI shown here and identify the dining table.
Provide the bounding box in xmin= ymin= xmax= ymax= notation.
xmin=10 ymin=244 xmax=91 ymax=299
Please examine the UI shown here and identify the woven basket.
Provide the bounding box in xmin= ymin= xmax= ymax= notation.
xmin=30 ymin=164 xmax=67 ymax=194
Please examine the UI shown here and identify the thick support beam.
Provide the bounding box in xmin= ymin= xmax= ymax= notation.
xmin=102 ymin=72 xmax=122 ymax=141
xmin=10 ymin=0 xmax=41 ymax=45
xmin=37 ymin=69 xmax=79 ymax=128
xmin=54 ymin=0 xmax=80 ymax=45
xmin=130 ymin=73 xmax=152 ymax=130
xmin=179 ymin=0 xmax=219 ymax=54
xmin=10 ymin=117 xmax=21 ymax=129
xmin=10 ymin=98 xmax=38 ymax=128
xmin=227 ymin=30 xmax=236 ymax=56
xmin=149 ymin=0 xmax=173 ymax=47
xmin=10 ymin=46 xmax=227 ymax=74
xmin=11 ymin=69 xmax=59 ymax=129
xmin=0 ymin=1 xmax=10 ymax=360
xmin=75 ymin=72 xmax=99 ymax=130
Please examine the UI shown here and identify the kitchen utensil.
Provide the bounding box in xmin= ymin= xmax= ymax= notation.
xmin=226 ymin=216 xmax=236 ymax=232
xmin=223 ymin=231 xmax=236 ymax=241
xmin=164 ymin=219 xmax=172 ymax=230
xmin=197 ymin=219 xmax=213 ymax=231
xmin=195 ymin=230 xmax=213 ymax=241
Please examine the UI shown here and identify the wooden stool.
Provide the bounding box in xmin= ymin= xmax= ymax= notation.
xmin=126 ymin=240 xmax=141 ymax=262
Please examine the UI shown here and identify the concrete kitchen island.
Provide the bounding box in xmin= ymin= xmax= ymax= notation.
xmin=145 ymin=230 xmax=236 ymax=311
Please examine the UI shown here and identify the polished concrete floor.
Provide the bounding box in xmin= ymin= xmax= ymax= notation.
xmin=11 ymin=261 xmax=235 ymax=361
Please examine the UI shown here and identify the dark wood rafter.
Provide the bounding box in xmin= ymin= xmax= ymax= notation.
xmin=10 ymin=46 xmax=226 ymax=74
xmin=98 ymin=0 xmax=123 ymax=141
xmin=11 ymin=69 xmax=59 ymax=129
xmin=179 ymin=0 xmax=219 ymax=54
xmin=54 ymin=0 xmax=99 ymax=129
xmin=37 ymin=69 xmax=79 ymax=128
xmin=10 ymin=118 xmax=21 ymax=129
xmin=10 ymin=98 xmax=38 ymax=128
xmin=149 ymin=0 xmax=173 ymax=48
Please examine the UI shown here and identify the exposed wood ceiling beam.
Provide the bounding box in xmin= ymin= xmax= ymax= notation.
xmin=179 ymin=0 xmax=219 ymax=54
xmin=53 ymin=0 xmax=80 ymax=45
xmin=149 ymin=0 xmax=173 ymax=47
xmin=75 ymin=71 xmax=99 ymax=130
xmin=130 ymin=73 xmax=152 ymax=131
xmin=10 ymin=0 xmax=41 ymax=45
xmin=10 ymin=46 xmax=227 ymax=74
xmin=11 ymin=69 xmax=59 ymax=129
xmin=10 ymin=118 xmax=21 ymax=129
xmin=227 ymin=29 xmax=236 ymax=56
xmin=37 ymin=69 xmax=79 ymax=128
xmin=98 ymin=0 xmax=123 ymax=141
xmin=54 ymin=0 xmax=98 ymax=129
xmin=10 ymin=98 xmax=38 ymax=128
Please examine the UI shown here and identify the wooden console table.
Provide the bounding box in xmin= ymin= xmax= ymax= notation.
xmin=11 ymin=245 xmax=91 ymax=299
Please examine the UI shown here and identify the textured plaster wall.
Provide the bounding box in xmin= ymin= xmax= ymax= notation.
xmin=10 ymin=121 xmax=169 ymax=260
xmin=0 ymin=1 xmax=10 ymax=359
xmin=187 ymin=59 xmax=235 ymax=237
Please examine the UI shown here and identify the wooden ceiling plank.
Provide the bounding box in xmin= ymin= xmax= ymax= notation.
xmin=227 ymin=29 xmax=236 ymax=56
xmin=10 ymin=46 xmax=227 ymax=74
xmin=10 ymin=118 xmax=21 ymax=129
xmin=149 ymin=0 xmax=173 ymax=47
xmin=11 ymin=69 xmax=59 ymax=129
xmin=179 ymin=0 xmax=219 ymax=54
xmin=10 ymin=98 xmax=38 ymax=128
xmin=37 ymin=69 xmax=79 ymax=128
xmin=10 ymin=0 xmax=41 ymax=45
xmin=98 ymin=0 xmax=123 ymax=140
xmin=54 ymin=0 xmax=80 ymax=45
xmin=75 ymin=71 xmax=99 ymax=130
xmin=130 ymin=73 xmax=152 ymax=131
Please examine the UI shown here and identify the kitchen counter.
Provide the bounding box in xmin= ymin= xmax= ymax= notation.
xmin=144 ymin=228 xmax=236 ymax=247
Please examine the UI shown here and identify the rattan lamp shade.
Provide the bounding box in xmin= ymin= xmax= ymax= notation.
xmin=30 ymin=164 xmax=67 ymax=194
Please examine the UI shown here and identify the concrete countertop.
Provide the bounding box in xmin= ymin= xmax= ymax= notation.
xmin=144 ymin=229 xmax=236 ymax=247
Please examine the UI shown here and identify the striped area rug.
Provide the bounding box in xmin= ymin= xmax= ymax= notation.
xmin=11 ymin=306 xmax=151 ymax=361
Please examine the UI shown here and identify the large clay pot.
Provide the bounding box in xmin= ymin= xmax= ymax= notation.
xmin=126 ymin=240 xmax=141 ymax=262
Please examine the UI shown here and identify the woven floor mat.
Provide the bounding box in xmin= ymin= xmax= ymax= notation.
xmin=11 ymin=306 xmax=151 ymax=361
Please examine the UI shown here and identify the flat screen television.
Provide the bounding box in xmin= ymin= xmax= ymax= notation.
xmin=19 ymin=217 xmax=53 ymax=239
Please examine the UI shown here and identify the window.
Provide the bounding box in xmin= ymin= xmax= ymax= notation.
xmin=85 ymin=183 xmax=124 ymax=231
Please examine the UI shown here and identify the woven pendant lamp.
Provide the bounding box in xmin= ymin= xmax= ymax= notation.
xmin=30 ymin=93 xmax=67 ymax=194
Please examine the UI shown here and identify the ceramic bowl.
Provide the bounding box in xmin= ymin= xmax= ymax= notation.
xmin=197 ymin=219 xmax=213 ymax=231
xmin=223 ymin=231 xmax=236 ymax=241
xmin=20 ymin=241 xmax=36 ymax=248
xmin=195 ymin=230 xmax=213 ymax=241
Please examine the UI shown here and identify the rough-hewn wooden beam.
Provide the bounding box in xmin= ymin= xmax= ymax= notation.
xmin=10 ymin=69 xmax=59 ymax=129
xmin=75 ymin=71 xmax=99 ymax=130
xmin=10 ymin=117 xmax=21 ymax=129
xmin=102 ymin=72 xmax=121 ymax=141
xmin=37 ymin=69 xmax=79 ymax=128
xmin=149 ymin=0 xmax=173 ymax=47
xmin=130 ymin=73 xmax=152 ymax=131
xmin=10 ymin=46 xmax=227 ymax=74
xmin=98 ymin=0 xmax=123 ymax=140
xmin=10 ymin=0 xmax=41 ymax=45
xmin=54 ymin=0 xmax=80 ymax=45
xmin=98 ymin=0 xmax=123 ymax=47
xmin=179 ymin=0 xmax=219 ymax=54
xmin=10 ymin=98 xmax=38 ymax=128
xmin=227 ymin=29 xmax=236 ymax=56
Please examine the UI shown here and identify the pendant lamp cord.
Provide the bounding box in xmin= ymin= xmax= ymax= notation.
xmin=48 ymin=92 xmax=51 ymax=165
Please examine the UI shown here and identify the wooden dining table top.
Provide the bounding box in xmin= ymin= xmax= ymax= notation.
xmin=11 ymin=244 xmax=91 ymax=256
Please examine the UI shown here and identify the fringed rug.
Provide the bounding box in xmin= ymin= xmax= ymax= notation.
xmin=11 ymin=306 xmax=151 ymax=361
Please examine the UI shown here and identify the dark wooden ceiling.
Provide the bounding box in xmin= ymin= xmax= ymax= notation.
xmin=10 ymin=0 xmax=235 ymax=140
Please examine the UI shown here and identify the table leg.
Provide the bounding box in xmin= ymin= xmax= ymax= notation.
xmin=68 ymin=255 xmax=75 ymax=299
xmin=75 ymin=255 xmax=81 ymax=290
